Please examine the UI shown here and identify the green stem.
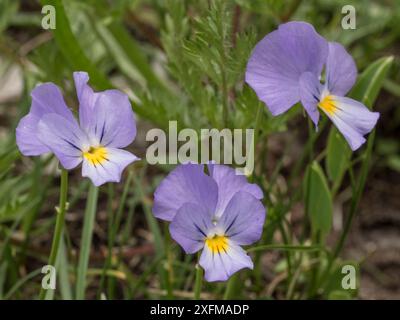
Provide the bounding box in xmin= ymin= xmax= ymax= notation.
xmin=194 ymin=253 xmax=203 ymax=300
xmin=39 ymin=168 xmax=68 ymax=300
xmin=248 ymin=244 xmax=328 ymax=254
xmin=103 ymin=172 xmax=133 ymax=298
xmin=333 ymin=134 xmax=374 ymax=258
xmin=320 ymin=131 xmax=376 ymax=294
xmin=223 ymin=273 xmax=238 ymax=300
xmin=75 ymin=183 xmax=99 ymax=300
xmin=164 ymin=223 xmax=174 ymax=299
xmin=250 ymin=102 xmax=264 ymax=182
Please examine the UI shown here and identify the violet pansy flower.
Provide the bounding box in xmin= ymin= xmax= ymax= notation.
xmin=153 ymin=163 xmax=266 ymax=282
xmin=246 ymin=21 xmax=379 ymax=151
xmin=16 ymin=72 xmax=139 ymax=186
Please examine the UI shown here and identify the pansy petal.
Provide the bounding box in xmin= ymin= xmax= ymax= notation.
xmin=217 ymin=191 xmax=266 ymax=245
xmin=169 ymin=202 xmax=213 ymax=254
xmin=200 ymin=239 xmax=253 ymax=282
xmin=299 ymin=72 xmax=323 ymax=127
xmin=30 ymin=83 xmax=75 ymax=120
xmin=245 ymin=21 xmax=328 ymax=115
xmin=16 ymin=114 xmax=50 ymax=155
xmin=326 ymin=42 xmax=357 ymax=96
xmin=73 ymin=72 xmax=100 ymax=132
xmin=81 ymin=147 xmax=138 ymax=187
xmin=16 ymin=83 xmax=75 ymax=156
xmin=207 ymin=163 xmax=263 ymax=218
xmin=37 ymin=114 xmax=87 ymax=169
xmin=153 ymin=164 xmax=218 ymax=221
xmin=84 ymin=90 xmax=137 ymax=148
xmin=322 ymin=96 xmax=379 ymax=151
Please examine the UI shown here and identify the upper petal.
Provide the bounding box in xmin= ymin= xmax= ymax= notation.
xmin=322 ymin=95 xmax=379 ymax=151
xmin=153 ymin=164 xmax=218 ymax=221
xmin=169 ymin=202 xmax=213 ymax=254
xmin=16 ymin=83 xmax=75 ymax=156
xmin=216 ymin=191 xmax=266 ymax=245
xmin=73 ymin=72 xmax=100 ymax=132
xmin=326 ymin=42 xmax=357 ymax=96
xmin=299 ymin=71 xmax=323 ymax=127
xmin=245 ymin=21 xmax=328 ymax=115
xmin=37 ymin=114 xmax=87 ymax=169
xmin=207 ymin=163 xmax=263 ymax=218
xmin=84 ymin=90 xmax=137 ymax=148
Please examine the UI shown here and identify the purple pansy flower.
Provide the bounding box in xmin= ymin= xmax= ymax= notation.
xmin=245 ymin=21 xmax=379 ymax=151
xmin=16 ymin=71 xmax=139 ymax=186
xmin=153 ymin=163 xmax=266 ymax=282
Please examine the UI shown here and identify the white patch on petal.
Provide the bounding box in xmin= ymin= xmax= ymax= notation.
xmin=320 ymin=95 xmax=379 ymax=151
xmin=199 ymin=239 xmax=253 ymax=282
xmin=81 ymin=147 xmax=138 ymax=186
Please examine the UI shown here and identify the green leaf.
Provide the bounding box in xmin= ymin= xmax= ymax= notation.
xmin=304 ymin=162 xmax=333 ymax=236
xmin=350 ymin=56 xmax=394 ymax=108
xmin=0 ymin=0 xmax=18 ymax=33
xmin=40 ymin=0 xmax=111 ymax=90
xmin=326 ymin=128 xmax=351 ymax=182
xmin=106 ymin=23 xmax=165 ymax=89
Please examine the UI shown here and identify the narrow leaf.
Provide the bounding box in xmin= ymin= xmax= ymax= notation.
xmin=326 ymin=128 xmax=351 ymax=182
xmin=350 ymin=56 xmax=394 ymax=108
xmin=40 ymin=0 xmax=111 ymax=89
xmin=304 ymin=162 xmax=333 ymax=235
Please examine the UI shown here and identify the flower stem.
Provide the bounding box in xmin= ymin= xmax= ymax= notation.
xmin=39 ymin=169 xmax=68 ymax=300
xmin=75 ymin=183 xmax=99 ymax=300
xmin=39 ymin=168 xmax=68 ymax=300
xmin=194 ymin=254 xmax=203 ymax=300
xmin=333 ymin=133 xmax=375 ymax=258
xmin=164 ymin=223 xmax=174 ymax=299
xmin=250 ymin=101 xmax=264 ymax=182
xmin=319 ymin=130 xmax=376 ymax=295
xmin=223 ymin=273 xmax=238 ymax=299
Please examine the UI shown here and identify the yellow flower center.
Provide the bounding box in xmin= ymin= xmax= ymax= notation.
xmin=318 ymin=95 xmax=337 ymax=116
xmin=83 ymin=146 xmax=108 ymax=166
xmin=205 ymin=235 xmax=229 ymax=254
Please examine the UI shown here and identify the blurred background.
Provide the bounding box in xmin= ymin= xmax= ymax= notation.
xmin=0 ymin=0 xmax=399 ymax=299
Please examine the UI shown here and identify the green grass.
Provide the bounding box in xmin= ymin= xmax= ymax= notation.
xmin=0 ymin=0 xmax=398 ymax=300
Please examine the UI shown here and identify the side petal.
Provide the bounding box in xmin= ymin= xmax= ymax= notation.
xmin=153 ymin=164 xmax=218 ymax=221
xmin=207 ymin=164 xmax=263 ymax=218
xmin=245 ymin=21 xmax=328 ymax=115
xmin=299 ymin=72 xmax=323 ymax=127
xmin=81 ymin=147 xmax=139 ymax=187
xmin=85 ymin=90 xmax=137 ymax=148
xmin=37 ymin=114 xmax=87 ymax=169
xmin=216 ymin=191 xmax=266 ymax=245
xmin=169 ymin=202 xmax=213 ymax=254
xmin=16 ymin=114 xmax=50 ymax=155
xmin=16 ymin=83 xmax=75 ymax=156
xmin=30 ymin=83 xmax=75 ymax=120
xmin=200 ymin=240 xmax=253 ymax=282
xmin=326 ymin=42 xmax=357 ymax=96
xmin=324 ymin=96 xmax=379 ymax=151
